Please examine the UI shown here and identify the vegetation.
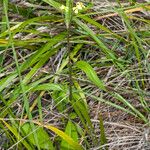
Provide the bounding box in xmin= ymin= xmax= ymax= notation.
xmin=0 ymin=0 xmax=150 ymax=149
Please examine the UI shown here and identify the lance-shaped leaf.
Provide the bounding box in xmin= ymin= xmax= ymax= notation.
xmin=76 ymin=61 xmax=106 ymax=91
xmin=22 ymin=123 xmax=54 ymax=150
xmin=60 ymin=121 xmax=78 ymax=150
xmin=33 ymin=121 xmax=83 ymax=150
xmin=43 ymin=0 xmax=62 ymax=10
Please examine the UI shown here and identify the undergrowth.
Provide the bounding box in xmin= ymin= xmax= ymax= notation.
xmin=0 ymin=0 xmax=150 ymax=149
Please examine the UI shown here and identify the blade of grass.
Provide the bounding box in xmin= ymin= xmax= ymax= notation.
xmin=1 ymin=120 xmax=33 ymax=149
xmin=73 ymin=18 xmax=117 ymax=61
xmin=99 ymin=113 xmax=108 ymax=150
xmin=78 ymin=15 xmax=126 ymax=42
xmin=113 ymin=93 xmax=148 ymax=123
xmin=3 ymin=1 xmax=40 ymax=149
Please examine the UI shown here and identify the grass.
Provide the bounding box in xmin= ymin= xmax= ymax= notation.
xmin=0 ymin=0 xmax=150 ymax=149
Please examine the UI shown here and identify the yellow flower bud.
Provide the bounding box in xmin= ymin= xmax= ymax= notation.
xmin=76 ymin=2 xmax=85 ymax=10
xmin=74 ymin=7 xmax=79 ymax=14
xmin=60 ymin=5 xmax=66 ymax=10
xmin=73 ymin=2 xmax=85 ymax=14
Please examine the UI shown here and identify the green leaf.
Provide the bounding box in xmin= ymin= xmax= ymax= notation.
xmin=61 ymin=121 xmax=78 ymax=150
xmin=78 ymin=15 xmax=125 ymax=42
xmin=99 ymin=113 xmax=108 ymax=150
xmin=2 ymin=120 xmax=32 ymax=150
xmin=0 ymin=16 xmax=59 ymax=38
xmin=20 ymin=32 xmax=66 ymax=73
xmin=113 ymin=93 xmax=148 ymax=123
xmin=22 ymin=48 xmax=58 ymax=84
xmin=43 ymin=0 xmax=62 ymax=10
xmin=34 ymin=121 xmax=83 ymax=150
xmin=72 ymin=93 xmax=97 ymax=144
xmin=32 ymin=83 xmax=63 ymax=91
xmin=73 ymin=18 xmax=116 ymax=60
xmin=21 ymin=123 xmax=54 ymax=150
xmin=52 ymin=90 xmax=68 ymax=112
xmin=0 ymin=73 xmax=17 ymax=92
xmin=76 ymin=61 xmax=106 ymax=91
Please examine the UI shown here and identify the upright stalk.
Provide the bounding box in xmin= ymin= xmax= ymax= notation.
xmin=67 ymin=24 xmax=73 ymax=101
xmin=65 ymin=0 xmax=73 ymax=101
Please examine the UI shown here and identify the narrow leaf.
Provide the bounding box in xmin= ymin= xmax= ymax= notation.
xmin=22 ymin=123 xmax=54 ymax=150
xmin=61 ymin=121 xmax=78 ymax=150
xmin=33 ymin=121 xmax=83 ymax=150
xmin=74 ymin=18 xmax=116 ymax=60
xmin=42 ymin=0 xmax=62 ymax=10
xmin=76 ymin=61 xmax=106 ymax=91
xmin=99 ymin=113 xmax=108 ymax=150
xmin=32 ymin=83 xmax=63 ymax=91
xmin=2 ymin=120 xmax=32 ymax=149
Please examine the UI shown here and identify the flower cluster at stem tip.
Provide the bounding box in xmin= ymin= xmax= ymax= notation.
xmin=60 ymin=2 xmax=85 ymax=14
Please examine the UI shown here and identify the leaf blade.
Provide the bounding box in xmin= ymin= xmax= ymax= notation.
xmin=76 ymin=61 xmax=106 ymax=91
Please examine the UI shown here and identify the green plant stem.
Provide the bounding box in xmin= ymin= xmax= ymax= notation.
xmin=67 ymin=24 xmax=73 ymax=101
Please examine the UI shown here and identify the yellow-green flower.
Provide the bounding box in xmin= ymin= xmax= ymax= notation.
xmin=76 ymin=2 xmax=85 ymax=10
xmin=60 ymin=5 xmax=66 ymax=10
xmin=60 ymin=2 xmax=85 ymax=14
xmin=60 ymin=5 xmax=69 ymax=12
xmin=73 ymin=2 xmax=85 ymax=14
xmin=73 ymin=7 xmax=79 ymax=14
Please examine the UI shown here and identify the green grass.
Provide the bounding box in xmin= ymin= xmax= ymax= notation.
xmin=0 ymin=0 xmax=150 ymax=149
